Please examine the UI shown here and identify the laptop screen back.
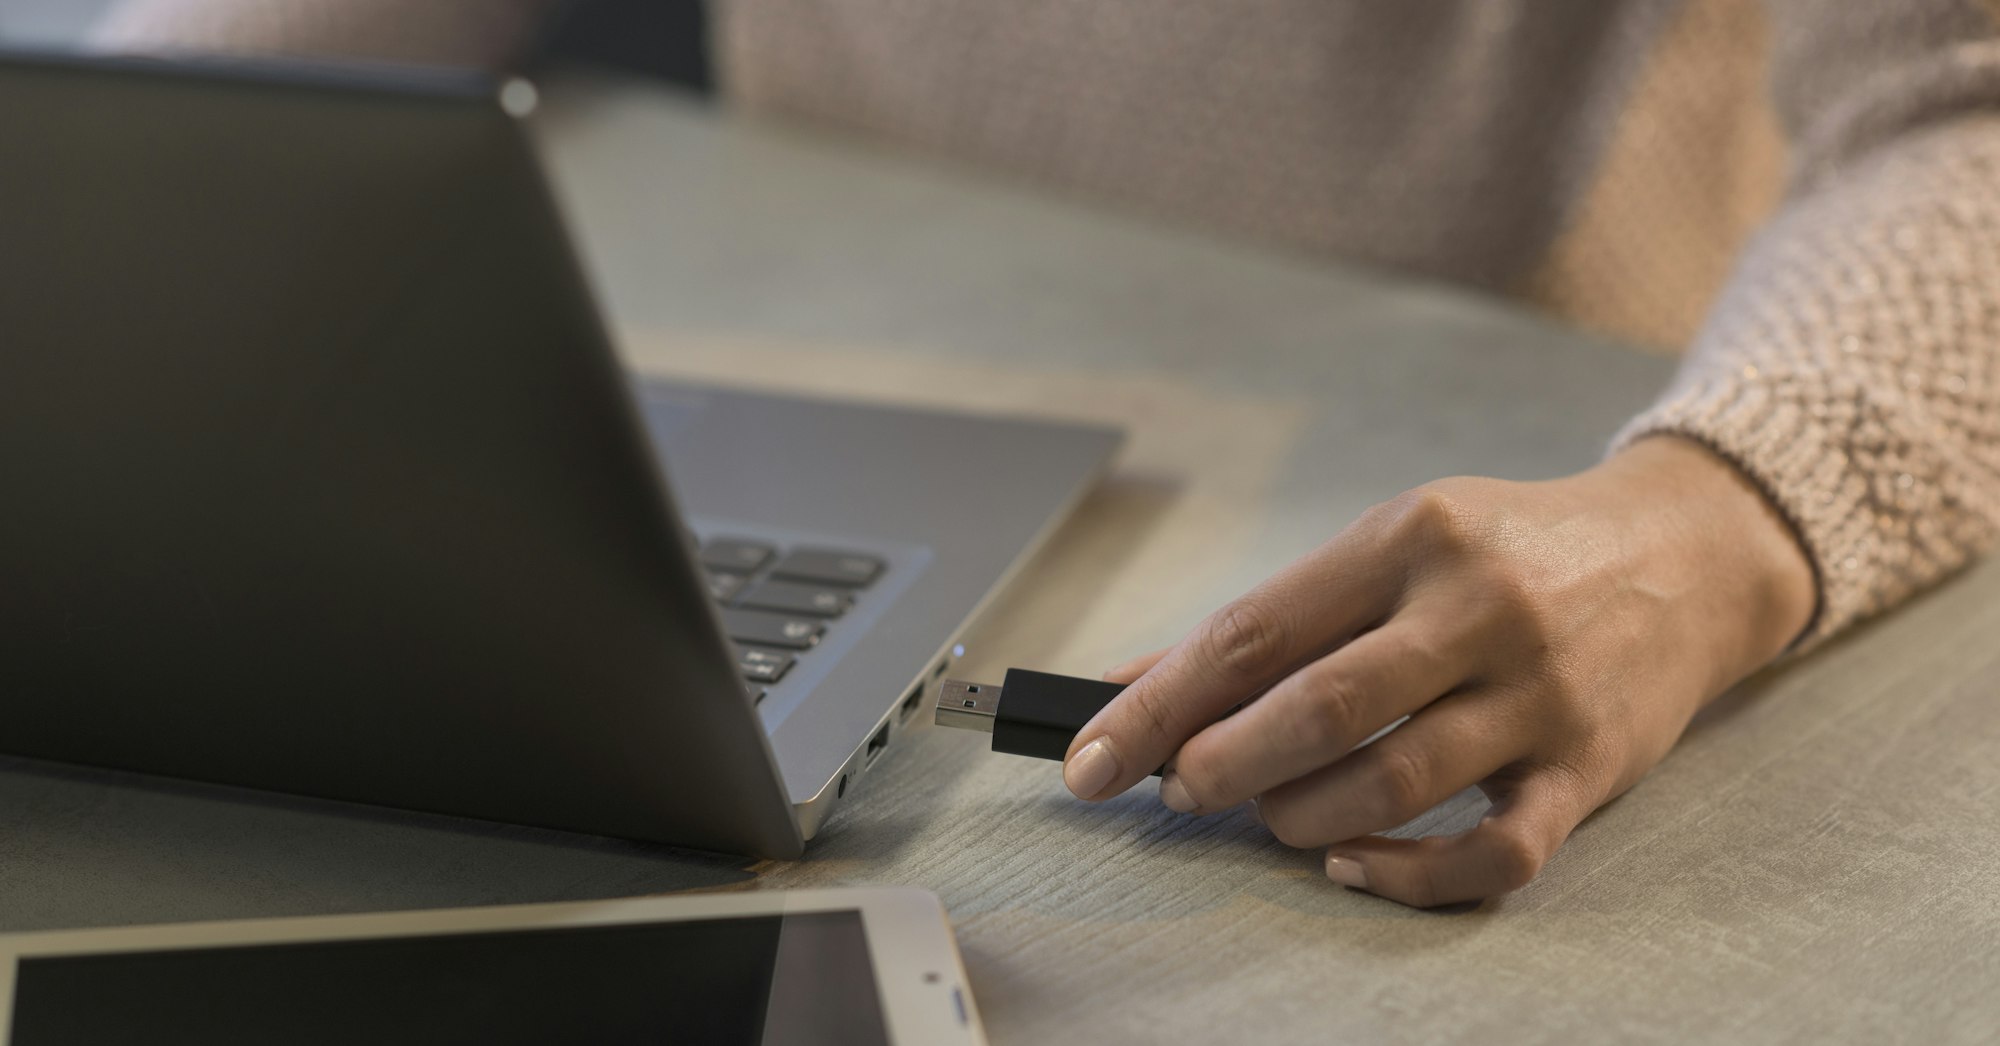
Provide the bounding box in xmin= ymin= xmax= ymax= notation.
xmin=0 ymin=51 xmax=803 ymax=858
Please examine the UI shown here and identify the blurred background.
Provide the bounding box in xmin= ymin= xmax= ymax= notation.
xmin=0 ymin=0 xmax=714 ymax=89
xmin=0 ymin=1 xmax=115 ymax=45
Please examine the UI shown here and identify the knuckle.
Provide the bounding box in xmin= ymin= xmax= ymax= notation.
xmin=1387 ymin=487 xmax=1478 ymax=553
xmin=1485 ymin=825 xmax=1547 ymax=892
xmin=1291 ymin=673 xmax=1365 ymax=754
xmin=1545 ymin=751 xmax=1618 ymax=808
xmin=1477 ymin=561 xmax=1540 ymax=613
xmin=1451 ymin=559 xmax=1550 ymax=651
xmin=1572 ymin=700 xmax=1623 ymax=751
xmin=1198 ymin=598 xmax=1291 ymax=682
xmin=1123 ymin=683 xmax=1182 ymax=750
xmin=1379 ymin=627 xmax=1453 ymax=681
xmin=1537 ymin=679 xmax=1614 ymax=744
xmin=1379 ymin=488 xmax=1444 ymax=538
xmin=1368 ymin=745 xmax=1435 ymax=823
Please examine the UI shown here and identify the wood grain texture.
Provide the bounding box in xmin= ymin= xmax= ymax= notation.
xmin=1 ymin=73 xmax=1992 ymax=1045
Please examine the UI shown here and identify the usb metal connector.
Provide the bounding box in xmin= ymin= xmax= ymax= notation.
xmin=934 ymin=679 xmax=1001 ymax=732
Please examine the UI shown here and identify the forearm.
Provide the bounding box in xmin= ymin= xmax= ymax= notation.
xmin=1617 ymin=107 xmax=2000 ymax=649
xmin=92 ymin=0 xmax=559 ymax=69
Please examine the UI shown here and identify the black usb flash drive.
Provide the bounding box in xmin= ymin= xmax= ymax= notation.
xmin=934 ymin=668 xmax=1157 ymax=773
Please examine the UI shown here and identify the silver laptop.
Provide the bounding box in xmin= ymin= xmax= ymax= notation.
xmin=0 ymin=51 xmax=1119 ymax=859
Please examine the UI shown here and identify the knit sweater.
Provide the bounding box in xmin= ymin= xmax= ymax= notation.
xmin=94 ymin=0 xmax=2000 ymax=648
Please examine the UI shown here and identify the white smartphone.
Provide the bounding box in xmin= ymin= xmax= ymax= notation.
xmin=0 ymin=886 xmax=985 ymax=1045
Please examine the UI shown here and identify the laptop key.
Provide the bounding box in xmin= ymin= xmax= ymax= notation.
xmin=720 ymin=608 xmax=825 ymax=650
xmin=700 ymin=538 xmax=775 ymax=575
xmin=738 ymin=646 xmax=795 ymax=684
xmin=735 ymin=579 xmax=852 ymax=617
xmin=706 ymin=572 xmax=747 ymax=603
xmin=770 ymin=548 xmax=884 ymax=587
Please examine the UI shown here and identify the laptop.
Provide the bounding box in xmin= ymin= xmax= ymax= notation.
xmin=0 ymin=50 xmax=1120 ymax=859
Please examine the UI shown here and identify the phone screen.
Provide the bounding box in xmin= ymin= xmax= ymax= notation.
xmin=9 ymin=910 xmax=890 ymax=1046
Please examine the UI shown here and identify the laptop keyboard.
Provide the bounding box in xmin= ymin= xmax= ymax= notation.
xmin=697 ymin=536 xmax=886 ymax=702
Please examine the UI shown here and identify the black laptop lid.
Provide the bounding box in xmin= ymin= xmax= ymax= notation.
xmin=0 ymin=51 xmax=804 ymax=858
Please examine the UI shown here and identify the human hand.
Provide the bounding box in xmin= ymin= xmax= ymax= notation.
xmin=1066 ymin=437 xmax=1816 ymax=907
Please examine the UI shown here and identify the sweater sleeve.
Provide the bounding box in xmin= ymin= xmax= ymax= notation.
xmin=91 ymin=0 xmax=555 ymax=70
xmin=1614 ymin=0 xmax=2000 ymax=648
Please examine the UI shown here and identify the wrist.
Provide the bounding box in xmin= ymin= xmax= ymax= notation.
xmin=1587 ymin=436 xmax=1818 ymax=691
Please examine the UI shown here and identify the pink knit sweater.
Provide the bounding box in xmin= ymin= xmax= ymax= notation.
xmin=96 ymin=0 xmax=2000 ymax=648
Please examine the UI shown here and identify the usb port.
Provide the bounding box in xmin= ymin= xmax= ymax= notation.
xmin=899 ymin=683 xmax=924 ymax=722
xmin=865 ymin=723 xmax=890 ymax=765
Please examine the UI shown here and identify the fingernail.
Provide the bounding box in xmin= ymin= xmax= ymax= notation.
xmin=1324 ymin=853 xmax=1369 ymax=889
xmin=1245 ymin=798 xmax=1265 ymax=826
xmin=1158 ymin=773 xmax=1198 ymax=813
xmin=1064 ymin=737 xmax=1120 ymax=799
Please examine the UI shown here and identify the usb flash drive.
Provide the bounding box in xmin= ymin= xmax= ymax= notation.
xmin=934 ymin=669 xmax=1159 ymax=774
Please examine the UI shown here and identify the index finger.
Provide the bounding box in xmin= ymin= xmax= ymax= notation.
xmin=1061 ymin=530 xmax=1407 ymax=801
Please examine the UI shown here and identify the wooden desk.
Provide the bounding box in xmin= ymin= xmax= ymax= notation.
xmin=5 ymin=74 xmax=1995 ymax=1043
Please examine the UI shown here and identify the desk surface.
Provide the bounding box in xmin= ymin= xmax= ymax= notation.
xmin=5 ymin=74 xmax=1997 ymax=1044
